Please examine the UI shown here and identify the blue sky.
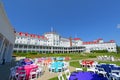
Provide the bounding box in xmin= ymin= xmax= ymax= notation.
xmin=2 ymin=0 xmax=120 ymax=45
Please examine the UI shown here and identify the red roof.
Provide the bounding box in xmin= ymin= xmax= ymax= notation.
xmin=17 ymin=32 xmax=48 ymax=40
xmin=41 ymin=36 xmax=46 ymax=39
xmin=37 ymin=35 xmax=47 ymax=40
xmin=73 ymin=38 xmax=81 ymax=40
xmin=30 ymin=34 xmax=33 ymax=37
xmin=110 ymin=40 xmax=115 ymax=43
xmin=83 ymin=41 xmax=98 ymax=45
xmin=94 ymin=41 xmax=97 ymax=44
xmin=30 ymin=34 xmax=35 ymax=38
xmin=25 ymin=33 xmax=29 ymax=36
xmin=37 ymin=35 xmax=41 ymax=38
xmin=33 ymin=34 xmax=36 ymax=38
xmin=19 ymin=32 xmax=23 ymax=36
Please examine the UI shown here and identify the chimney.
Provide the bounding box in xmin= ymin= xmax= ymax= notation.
xmin=69 ymin=37 xmax=72 ymax=47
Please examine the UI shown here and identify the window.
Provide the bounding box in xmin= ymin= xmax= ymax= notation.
xmin=16 ymin=37 xmax=19 ymax=39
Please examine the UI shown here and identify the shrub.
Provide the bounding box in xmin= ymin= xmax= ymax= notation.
xmin=29 ymin=52 xmax=38 ymax=55
xmin=91 ymin=50 xmax=108 ymax=53
xmin=88 ymin=55 xmax=96 ymax=58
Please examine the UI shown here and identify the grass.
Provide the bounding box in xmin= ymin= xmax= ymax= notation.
xmin=49 ymin=77 xmax=58 ymax=80
xmin=49 ymin=74 xmax=66 ymax=80
xmin=70 ymin=61 xmax=80 ymax=68
xmin=13 ymin=52 xmax=120 ymax=59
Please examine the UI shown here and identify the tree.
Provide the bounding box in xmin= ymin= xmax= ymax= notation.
xmin=116 ymin=45 xmax=120 ymax=54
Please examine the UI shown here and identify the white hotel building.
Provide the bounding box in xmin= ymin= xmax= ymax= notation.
xmin=14 ymin=32 xmax=117 ymax=53
xmin=0 ymin=2 xmax=15 ymax=64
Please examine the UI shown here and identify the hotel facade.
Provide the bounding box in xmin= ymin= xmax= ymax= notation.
xmin=0 ymin=2 xmax=15 ymax=64
xmin=14 ymin=32 xmax=117 ymax=53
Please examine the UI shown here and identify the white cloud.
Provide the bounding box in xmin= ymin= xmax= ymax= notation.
xmin=117 ymin=24 xmax=120 ymax=29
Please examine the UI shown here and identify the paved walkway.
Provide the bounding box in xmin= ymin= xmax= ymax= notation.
xmin=0 ymin=60 xmax=17 ymax=80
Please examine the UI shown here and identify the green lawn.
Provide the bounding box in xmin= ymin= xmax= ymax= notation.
xmin=49 ymin=74 xmax=66 ymax=80
xmin=13 ymin=52 xmax=120 ymax=60
xmin=70 ymin=61 xmax=80 ymax=68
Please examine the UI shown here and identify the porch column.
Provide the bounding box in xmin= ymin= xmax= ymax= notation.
xmin=0 ymin=37 xmax=5 ymax=53
xmin=0 ymin=40 xmax=6 ymax=64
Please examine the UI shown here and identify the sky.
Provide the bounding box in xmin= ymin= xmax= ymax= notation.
xmin=2 ymin=0 xmax=120 ymax=45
